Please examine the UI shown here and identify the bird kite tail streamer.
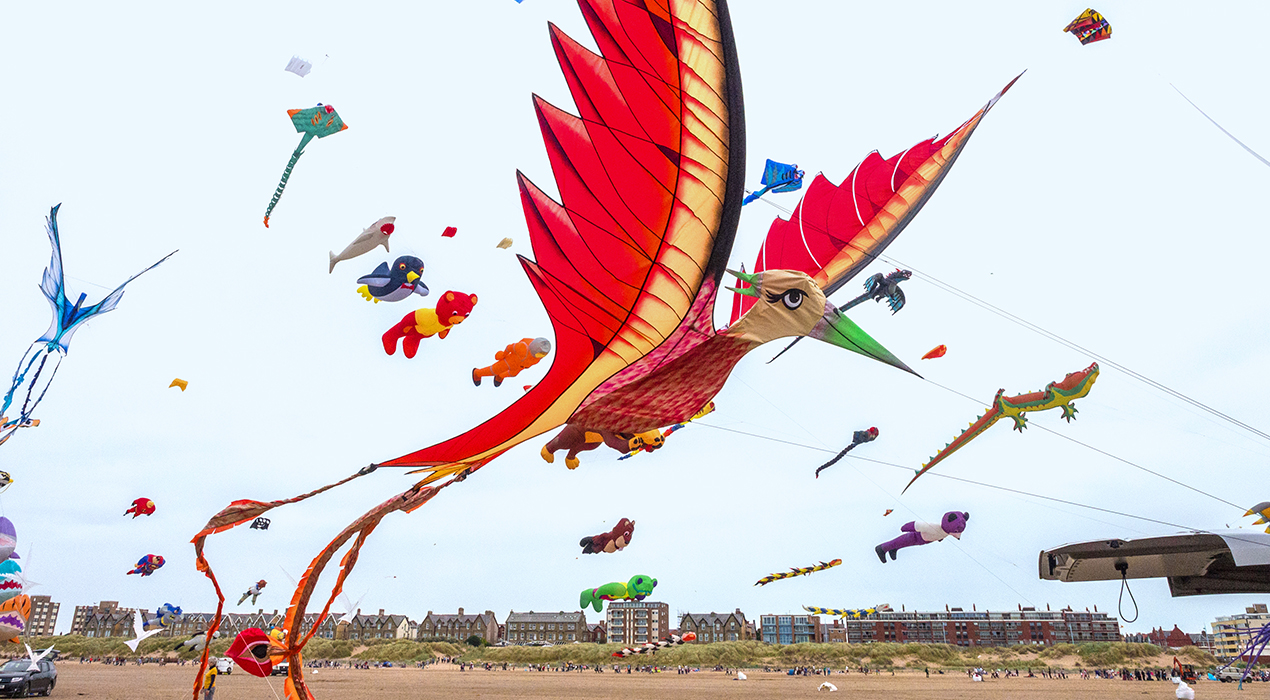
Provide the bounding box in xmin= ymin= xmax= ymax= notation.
xmin=279 ymin=478 xmax=453 ymax=700
xmin=188 ymin=465 xmax=381 ymax=700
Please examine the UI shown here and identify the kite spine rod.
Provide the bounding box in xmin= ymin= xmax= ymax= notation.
xmin=748 ymin=195 xmax=1270 ymax=448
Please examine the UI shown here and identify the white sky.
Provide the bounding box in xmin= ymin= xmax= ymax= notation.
xmin=2 ymin=0 xmax=1268 ymax=637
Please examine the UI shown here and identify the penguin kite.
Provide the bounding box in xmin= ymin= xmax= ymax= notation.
xmin=356 ymin=256 xmax=428 ymax=303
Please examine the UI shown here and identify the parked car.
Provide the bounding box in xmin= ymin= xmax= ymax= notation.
xmin=0 ymin=657 xmax=56 ymax=697
xmin=215 ymin=657 xmax=233 ymax=675
xmin=1217 ymin=667 xmax=1248 ymax=683
xmin=271 ymin=661 xmax=290 ymax=677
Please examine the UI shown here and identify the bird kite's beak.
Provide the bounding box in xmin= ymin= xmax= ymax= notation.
xmin=407 ymin=271 xmax=421 ymax=283
xmin=807 ymin=302 xmax=919 ymax=377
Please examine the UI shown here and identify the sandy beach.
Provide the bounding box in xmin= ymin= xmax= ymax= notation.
xmin=51 ymin=663 xmax=1244 ymax=699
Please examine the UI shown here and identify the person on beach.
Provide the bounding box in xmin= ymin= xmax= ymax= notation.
xmin=201 ymin=663 xmax=217 ymax=700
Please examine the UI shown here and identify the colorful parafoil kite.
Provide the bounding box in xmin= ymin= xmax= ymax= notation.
xmin=263 ymin=104 xmax=348 ymax=227
xmin=473 ymin=338 xmax=551 ymax=387
xmin=814 ymin=427 xmax=879 ymax=478
xmin=187 ymin=4 xmax=1020 ymax=697
xmin=381 ymin=292 xmax=478 ymax=358
xmin=127 ymin=555 xmax=165 ymax=577
xmin=579 ymin=518 xmax=634 ymax=554
xmin=907 ymin=363 xmax=1099 ymax=492
xmin=0 ymin=596 xmax=31 ymax=643
xmin=876 ymin=512 xmax=969 ymax=563
xmin=125 ymin=498 xmax=156 ymax=518
xmin=803 ymin=604 xmax=892 ymax=619
xmin=742 ymin=159 xmax=805 ymax=206
xmin=0 ymin=560 xmax=24 ymax=604
xmin=1245 ymin=502 xmax=1270 ymax=533
xmin=356 ymin=256 xmax=428 ymax=303
xmin=921 ymin=345 xmax=947 ymax=360
xmin=580 ymin=574 xmax=656 ymax=613
xmin=1063 ymin=9 xmax=1111 ymax=45
xmin=237 ymin=580 xmax=267 ymax=606
xmin=613 ymin=631 xmax=696 ymax=657
xmin=755 ymin=559 xmax=842 ymax=586
xmin=0 ymin=518 xmax=17 ymax=562
xmin=329 ymin=217 xmax=395 ymax=273
xmin=169 ymin=378 xmax=188 ymax=391
xmin=227 ymin=627 xmax=282 ymax=677
xmin=2 ymin=205 xmax=174 ymax=448
xmin=441 ymin=226 xmax=457 ymax=238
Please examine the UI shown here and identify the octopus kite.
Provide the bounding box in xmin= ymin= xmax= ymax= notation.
xmin=755 ymin=559 xmax=842 ymax=586
xmin=906 ymin=363 xmax=1100 ymax=491
xmin=187 ymin=2 xmax=1021 ymax=697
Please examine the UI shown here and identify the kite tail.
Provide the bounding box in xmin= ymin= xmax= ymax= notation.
xmin=814 ymin=443 xmax=858 ymax=478
xmin=189 ymin=465 xmax=381 ymax=700
xmin=741 ymin=184 xmax=774 ymax=206
xmin=263 ymin=143 xmax=309 ymax=228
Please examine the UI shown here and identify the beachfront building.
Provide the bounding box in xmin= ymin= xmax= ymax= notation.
xmin=1212 ymin=604 xmax=1270 ymax=660
xmin=1123 ymin=625 xmax=1196 ymax=647
xmin=760 ymin=614 xmax=821 ymax=644
xmin=607 ymin=600 xmax=670 ymax=646
xmin=587 ymin=622 xmax=606 ymax=643
xmin=69 ymin=601 xmax=137 ymax=638
xmin=811 ymin=605 xmax=1119 ymax=646
xmin=342 ymin=609 xmax=413 ymax=641
xmin=679 ymin=609 xmax=750 ymax=643
xmin=418 ymin=609 xmax=499 ymax=643
xmin=27 ymin=596 xmax=58 ymax=637
xmin=504 ymin=611 xmax=588 ymax=645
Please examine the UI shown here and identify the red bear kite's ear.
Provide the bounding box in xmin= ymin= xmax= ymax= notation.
xmin=445 ymin=292 xmax=455 ymax=301
xmin=469 ymin=294 xmax=478 ymax=304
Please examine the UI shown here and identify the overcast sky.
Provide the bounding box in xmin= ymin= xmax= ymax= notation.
xmin=2 ymin=1 xmax=1268 ymax=637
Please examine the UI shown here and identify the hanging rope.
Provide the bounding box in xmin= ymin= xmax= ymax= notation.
xmin=1116 ymin=562 xmax=1139 ymax=623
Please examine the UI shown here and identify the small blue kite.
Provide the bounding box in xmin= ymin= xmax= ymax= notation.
xmin=742 ymin=159 xmax=805 ymax=206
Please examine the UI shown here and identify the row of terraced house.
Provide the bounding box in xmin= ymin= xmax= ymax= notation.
xmin=42 ymin=598 xmax=1265 ymax=652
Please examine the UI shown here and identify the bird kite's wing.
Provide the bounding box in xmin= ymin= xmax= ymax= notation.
xmin=730 ymin=75 xmax=1020 ymax=324
xmin=356 ymin=263 xmax=393 ymax=287
xmin=383 ymin=0 xmax=746 ymax=482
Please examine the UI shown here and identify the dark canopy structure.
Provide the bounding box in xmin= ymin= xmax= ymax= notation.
xmin=1040 ymin=531 xmax=1270 ymax=597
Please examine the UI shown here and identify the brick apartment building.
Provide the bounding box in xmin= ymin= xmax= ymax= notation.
xmin=419 ymin=609 xmax=499 ymax=643
xmin=813 ymin=605 xmax=1119 ymax=646
xmin=679 ymin=609 xmax=750 ymax=643
xmin=504 ymin=611 xmax=587 ymax=645
xmin=27 ymin=596 xmax=58 ymax=637
xmin=607 ymin=600 xmax=670 ymax=647
xmin=587 ymin=622 xmax=606 ymax=643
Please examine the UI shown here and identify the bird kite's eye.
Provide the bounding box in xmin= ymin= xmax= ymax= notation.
xmin=780 ymin=289 xmax=803 ymax=310
xmin=399 ymin=264 xmax=406 ymax=270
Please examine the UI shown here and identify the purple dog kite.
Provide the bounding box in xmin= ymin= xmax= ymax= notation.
xmin=875 ymin=511 xmax=969 ymax=563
